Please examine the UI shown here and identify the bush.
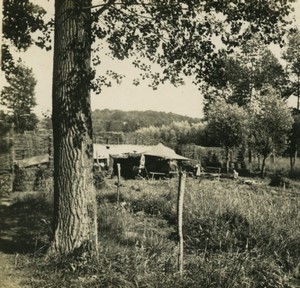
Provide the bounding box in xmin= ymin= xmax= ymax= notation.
xmin=93 ymin=170 xmax=105 ymax=189
xmin=33 ymin=166 xmax=53 ymax=192
xmin=0 ymin=172 xmax=12 ymax=196
xmin=270 ymin=170 xmax=290 ymax=188
xmin=97 ymin=203 xmax=127 ymax=242
xmin=13 ymin=166 xmax=27 ymax=191
xmin=288 ymin=167 xmax=300 ymax=180
xmin=130 ymin=192 xmax=174 ymax=217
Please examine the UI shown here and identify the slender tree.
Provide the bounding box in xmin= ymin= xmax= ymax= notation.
xmin=0 ymin=111 xmax=12 ymax=152
xmin=1 ymin=60 xmax=38 ymax=133
xmin=205 ymin=96 xmax=249 ymax=173
xmin=250 ymin=87 xmax=293 ymax=177
xmin=282 ymin=28 xmax=300 ymax=110
xmin=287 ymin=109 xmax=300 ymax=171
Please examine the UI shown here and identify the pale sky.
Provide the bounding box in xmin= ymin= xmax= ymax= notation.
xmin=4 ymin=1 xmax=300 ymax=118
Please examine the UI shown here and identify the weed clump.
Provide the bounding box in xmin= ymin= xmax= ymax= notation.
xmin=168 ymin=209 xmax=254 ymax=254
xmin=270 ymin=170 xmax=291 ymax=188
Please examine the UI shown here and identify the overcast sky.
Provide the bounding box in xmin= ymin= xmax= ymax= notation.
xmin=6 ymin=1 xmax=300 ymax=118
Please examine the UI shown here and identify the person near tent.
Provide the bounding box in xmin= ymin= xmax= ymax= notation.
xmin=195 ymin=163 xmax=202 ymax=178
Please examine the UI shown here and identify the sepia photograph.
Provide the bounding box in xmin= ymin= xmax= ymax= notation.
xmin=1 ymin=0 xmax=300 ymax=287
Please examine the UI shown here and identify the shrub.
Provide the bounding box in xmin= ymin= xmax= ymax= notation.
xmin=270 ymin=170 xmax=290 ymax=188
xmin=288 ymin=167 xmax=300 ymax=180
xmin=0 ymin=172 xmax=12 ymax=196
xmin=97 ymin=202 xmax=128 ymax=242
xmin=33 ymin=166 xmax=53 ymax=192
xmin=93 ymin=170 xmax=105 ymax=189
xmin=129 ymin=192 xmax=174 ymax=218
xmin=13 ymin=166 xmax=27 ymax=191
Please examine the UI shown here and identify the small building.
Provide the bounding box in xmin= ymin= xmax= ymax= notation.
xmin=93 ymin=144 xmax=154 ymax=178
xmin=143 ymin=143 xmax=189 ymax=179
xmin=93 ymin=143 xmax=188 ymax=179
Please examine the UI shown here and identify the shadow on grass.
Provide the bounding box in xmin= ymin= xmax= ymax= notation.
xmin=0 ymin=195 xmax=53 ymax=255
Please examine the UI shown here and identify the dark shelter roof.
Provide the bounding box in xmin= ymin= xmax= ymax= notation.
xmin=143 ymin=143 xmax=188 ymax=160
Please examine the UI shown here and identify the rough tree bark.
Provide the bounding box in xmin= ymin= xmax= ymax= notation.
xmin=50 ymin=0 xmax=98 ymax=257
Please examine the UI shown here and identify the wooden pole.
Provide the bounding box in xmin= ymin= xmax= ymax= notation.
xmin=10 ymin=122 xmax=15 ymax=192
xmin=116 ymin=163 xmax=121 ymax=205
xmin=177 ymin=171 xmax=186 ymax=276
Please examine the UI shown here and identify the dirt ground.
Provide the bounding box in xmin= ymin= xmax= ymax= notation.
xmin=0 ymin=196 xmax=29 ymax=288
xmin=0 ymin=252 xmax=28 ymax=288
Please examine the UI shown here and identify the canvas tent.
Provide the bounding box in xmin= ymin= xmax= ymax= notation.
xmin=93 ymin=144 xmax=153 ymax=160
xmin=93 ymin=144 xmax=154 ymax=178
xmin=93 ymin=143 xmax=188 ymax=179
xmin=143 ymin=143 xmax=189 ymax=160
xmin=142 ymin=143 xmax=189 ymax=178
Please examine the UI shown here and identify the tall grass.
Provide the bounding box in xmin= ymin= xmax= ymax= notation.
xmin=181 ymin=178 xmax=300 ymax=286
xmin=6 ymin=177 xmax=300 ymax=287
xmin=251 ymin=156 xmax=300 ymax=180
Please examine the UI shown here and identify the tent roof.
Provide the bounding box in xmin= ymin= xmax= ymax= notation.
xmin=143 ymin=143 xmax=189 ymax=160
xmin=93 ymin=144 xmax=154 ymax=159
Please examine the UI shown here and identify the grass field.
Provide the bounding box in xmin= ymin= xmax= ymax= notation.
xmin=1 ymin=174 xmax=300 ymax=287
xmin=246 ymin=156 xmax=300 ymax=179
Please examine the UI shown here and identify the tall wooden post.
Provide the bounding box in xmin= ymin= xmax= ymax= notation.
xmin=177 ymin=171 xmax=186 ymax=276
xmin=116 ymin=163 xmax=121 ymax=205
xmin=10 ymin=122 xmax=15 ymax=192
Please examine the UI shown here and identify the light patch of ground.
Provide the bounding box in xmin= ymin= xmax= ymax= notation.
xmin=0 ymin=195 xmax=29 ymax=288
xmin=0 ymin=252 xmax=27 ymax=288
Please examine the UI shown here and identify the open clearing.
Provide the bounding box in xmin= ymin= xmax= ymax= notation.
xmin=0 ymin=177 xmax=300 ymax=287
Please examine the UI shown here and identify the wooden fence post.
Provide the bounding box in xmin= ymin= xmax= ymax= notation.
xmin=10 ymin=123 xmax=15 ymax=192
xmin=116 ymin=163 xmax=121 ymax=205
xmin=177 ymin=171 xmax=186 ymax=276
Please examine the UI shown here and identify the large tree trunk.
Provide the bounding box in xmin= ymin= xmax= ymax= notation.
xmin=50 ymin=0 xmax=98 ymax=257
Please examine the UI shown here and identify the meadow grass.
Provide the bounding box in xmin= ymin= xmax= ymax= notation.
xmin=3 ymin=176 xmax=300 ymax=287
xmin=251 ymin=156 xmax=300 ymax=180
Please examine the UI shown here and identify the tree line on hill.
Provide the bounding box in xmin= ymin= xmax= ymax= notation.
xmin=92 ymin=109 xmax=200 ymax=133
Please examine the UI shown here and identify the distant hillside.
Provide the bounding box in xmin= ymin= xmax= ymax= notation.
xmin=92 ymin=109 xmax=201 ymax=133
